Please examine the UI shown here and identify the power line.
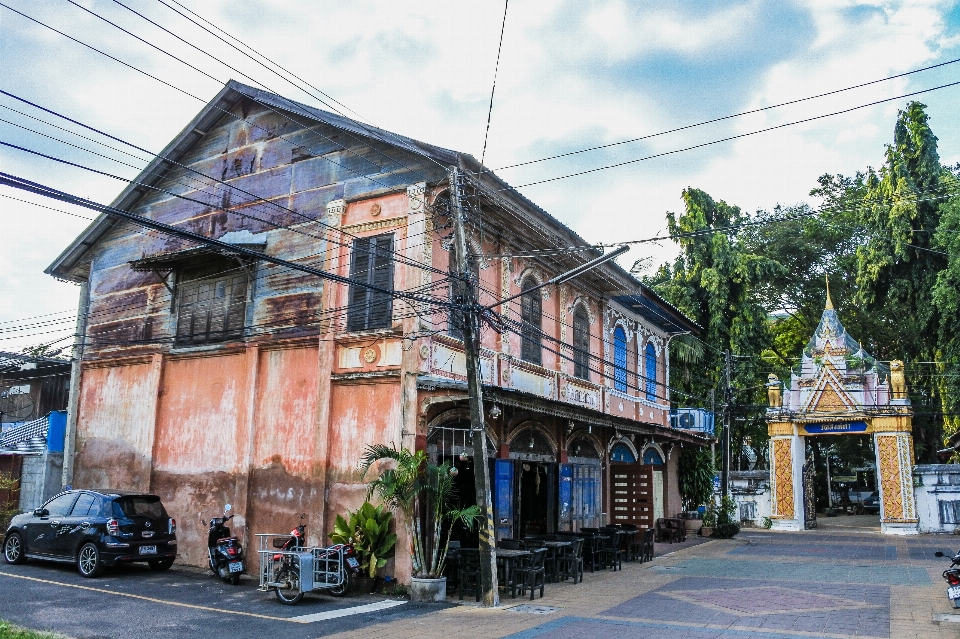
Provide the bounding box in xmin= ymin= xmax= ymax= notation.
xmin=492 ymin=56 xmax=960 ymax=172
xmin=0 ymin=95 xmax=448 ymax=277
xmin=480 ymin=0 xmax=509 ymax=168
xmin=498 ymin=79 xmax=960 ymax=190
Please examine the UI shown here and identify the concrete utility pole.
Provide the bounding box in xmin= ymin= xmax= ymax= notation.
xmin=447 ymin=166 xmax=499 ymax=607
xmin=721 ymin=350 xmax=732 ymax=501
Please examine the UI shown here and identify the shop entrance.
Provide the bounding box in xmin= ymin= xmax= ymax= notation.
xmin=508 ymin=426 xmax=557 ymax=538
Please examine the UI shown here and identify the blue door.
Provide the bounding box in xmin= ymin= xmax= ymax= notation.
xmin=493 ymin=459 xmax=514 ymax=540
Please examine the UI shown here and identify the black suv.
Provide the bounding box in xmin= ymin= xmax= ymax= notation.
xmin=3 ymin=490 xmax=177 ymax=577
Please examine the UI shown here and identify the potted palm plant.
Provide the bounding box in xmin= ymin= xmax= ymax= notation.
xmin=360 ymin=444 xmax=480 ymax=602
xmin=329 ymin=502 xmax=397 ymax=593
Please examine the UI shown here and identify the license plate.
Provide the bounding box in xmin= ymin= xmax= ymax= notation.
xmin=948 ymin=585 xmax=960 ymax=600
xmin=228 ymin=561 xmax=243 ymax=573
xmin=138 ymin=545 xmax=157 ymax=555
xmin=346 ymin=557 xmax=359 ymax=569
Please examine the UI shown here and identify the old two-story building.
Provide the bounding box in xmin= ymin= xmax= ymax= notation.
xmin=46 ymin=80 xmax=710 ymax=577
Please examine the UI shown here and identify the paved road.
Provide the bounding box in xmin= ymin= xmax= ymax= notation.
xmin=0 ymin=560 xmax=426 ymax=639
xmin=3 ymin=530 xmax=960 ymax=639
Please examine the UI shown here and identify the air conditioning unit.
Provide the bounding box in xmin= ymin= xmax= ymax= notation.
xmin=670 ymin=408 xmax=715 ymax=435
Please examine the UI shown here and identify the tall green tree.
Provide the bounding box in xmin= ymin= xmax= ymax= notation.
xmin=645 ymin=188 xmax=783 ymax=467
xmin=854 ymin=102 xmax=950 ymax=460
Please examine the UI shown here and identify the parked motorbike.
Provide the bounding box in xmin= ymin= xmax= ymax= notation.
xmin=202 ymin=504 xmax=245 ymax=585
xmin=272 ymin=513 xmax=359 ymax=604
xmin=935 ymin=549 xmax=960 ymax=608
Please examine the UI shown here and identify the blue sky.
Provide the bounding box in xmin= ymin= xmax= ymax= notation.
xmin=2 ymin=0 xmax=960 ymax=350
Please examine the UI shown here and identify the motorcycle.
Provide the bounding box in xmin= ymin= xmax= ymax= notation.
xmin=202 ymin=504 xmax=245 ymax=585
xmin=934 ymin=549 xmax=960 ymax=608
xmin=271 ymin=513 xmax=359 ymax=605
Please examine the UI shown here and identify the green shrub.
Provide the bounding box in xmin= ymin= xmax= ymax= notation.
xmin=329 ymin=502 xmax=397 ymax=579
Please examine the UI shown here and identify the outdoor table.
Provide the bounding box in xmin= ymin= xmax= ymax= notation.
xmin=539 ymin=540 xmax=571 ymax=582
xmin=495 ymin=548 xmax=531 ymax=598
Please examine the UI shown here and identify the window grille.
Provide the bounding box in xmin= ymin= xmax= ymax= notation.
xmin=613 ymin=327 xmax=627 ymax=392
xmin=940 ymin=500 xmax=960 ymax=524
xmin=520 ymin=276 xmax=542 ymax=365
xmin=645 ymin=343 xmax=657 ymax=401
xmin=346 ymin=233 xmax=395 ymax=332
xmin=573 ymin=307 xmax=590 ymax=380
xmin=175 ymin=263 xmax=248 ymax=345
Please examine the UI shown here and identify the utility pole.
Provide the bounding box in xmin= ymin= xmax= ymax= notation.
xmin=721 ymin=350 xmax=732 ymax=501
xmin=448 ymin=166 xmax=499 ymax=607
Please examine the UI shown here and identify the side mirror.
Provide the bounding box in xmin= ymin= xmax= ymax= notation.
xmin=936 ymin=551 xmax=946 ymax=557
xmin=33 ymin=508 xmax=48 ymax=517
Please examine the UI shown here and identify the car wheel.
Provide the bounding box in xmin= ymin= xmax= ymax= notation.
xmin=148 ymin=557 xmax=174 ymax=572
xmin=77 ymin=542 xmax=104 ymax=578
xmin=274 ymin=567 xmax=304 ymax=605
xmin=328 ymin=569 xmax=349 ymax=597
xmin=3 ymin=532 xmax=26 ymax=565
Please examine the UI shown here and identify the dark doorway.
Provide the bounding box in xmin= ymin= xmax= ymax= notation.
xmin=518 ymin=461 xmax=555 ymax=536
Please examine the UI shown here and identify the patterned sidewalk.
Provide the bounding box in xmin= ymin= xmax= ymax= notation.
xmin=324 ymin=530 xmax=960 ymax=639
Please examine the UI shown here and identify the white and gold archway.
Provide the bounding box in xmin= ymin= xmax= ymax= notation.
xmin=766 ymin=284 xmax=917 ymax=534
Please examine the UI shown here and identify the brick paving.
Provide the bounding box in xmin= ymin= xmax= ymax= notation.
xmin=320 ymin=530 xmax=960 ymax=639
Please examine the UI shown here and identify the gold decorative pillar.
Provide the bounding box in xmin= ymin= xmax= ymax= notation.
xmin=873 ymin=413 xmax=918 ymax=533
xmin=768 ymin=422 xmax=803 ymax=531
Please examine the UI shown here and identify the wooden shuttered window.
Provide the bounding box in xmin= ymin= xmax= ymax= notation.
xmin=175 ymin=262 xmax=249 ymax=345
xmin=520 ymin=276 xmax=542 ymax=366
xmin=573 ymin=306 xmax=590 ymax=380
xmin=346 ymin=233 xmax=395 ymax=332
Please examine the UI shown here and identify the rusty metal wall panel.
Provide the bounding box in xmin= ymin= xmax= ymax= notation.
xmin=74 ymin=362 xmax=160 ymax=491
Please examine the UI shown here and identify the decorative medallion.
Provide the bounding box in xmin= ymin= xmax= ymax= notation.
xmin=370 ymin=203 xmax=382 ymax=216
xmin=419 ymin=344 xmax=430 ymax=360
xmin=362 ymin=347 xmax=378 ymax=364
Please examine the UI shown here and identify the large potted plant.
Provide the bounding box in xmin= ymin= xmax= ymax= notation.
xmin=360 ymin=445 xmax=480 ymax=602
xmin=678 ymin=446 xmax=713 ymax=533
xmin=329 ymin=501 xmax=397 ymax=593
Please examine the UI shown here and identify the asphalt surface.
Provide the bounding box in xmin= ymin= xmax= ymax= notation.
xmin=0 ymin=560 xmax=432 ymax=639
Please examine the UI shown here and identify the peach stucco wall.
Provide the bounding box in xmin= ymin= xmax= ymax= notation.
xmin=74 ymin=358 xmax=161 ymax=492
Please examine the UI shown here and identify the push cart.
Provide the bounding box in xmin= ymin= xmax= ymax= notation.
xmin=256 ymin=533 xmax=357 ymax=605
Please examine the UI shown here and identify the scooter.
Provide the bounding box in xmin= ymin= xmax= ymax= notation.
xmin=934 ymin=549 xmax=960 ymax=608
xmin=202 ymin=504 xmax=245 ymax=585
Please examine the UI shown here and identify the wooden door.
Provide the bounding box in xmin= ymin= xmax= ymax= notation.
xmin=610 ymin=462 xmax=654 ymax=529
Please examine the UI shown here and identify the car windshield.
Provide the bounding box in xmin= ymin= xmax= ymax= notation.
xmin=112 ymin=496 xmax=167 ymax=519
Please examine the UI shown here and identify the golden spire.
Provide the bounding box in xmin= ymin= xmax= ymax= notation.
xmin=825 ymin=275 xmax=834 ymax=310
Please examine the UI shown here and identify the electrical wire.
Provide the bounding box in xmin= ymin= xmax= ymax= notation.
xmin=492 ymin=56 xmax=960 ymax=172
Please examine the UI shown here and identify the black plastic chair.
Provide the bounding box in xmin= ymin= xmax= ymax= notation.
xmin=457 ymin=548 xmax=482 ymax=601
xmin=581 ymin=534 xmax=601 ymax=572
xmin=499 ymin=539 xmax=523 ymax=550
xmin=597 ymin=532 xmax=623 ymax=571
xmin=513 ymin=548 xmax=547 ymax=599
xmin=557 ymin=537 xmax=584 ymax=584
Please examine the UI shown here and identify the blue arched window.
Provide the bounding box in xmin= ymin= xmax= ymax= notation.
xmin=642 ymin=447 xmax=664 ymax=465
xmin=610 ymin=443 xmax=636 ymax=463
xmin=613 ymin=326 xmax=627 ymax=392
xmin=645 ymin=342 xmax=657 ymax=401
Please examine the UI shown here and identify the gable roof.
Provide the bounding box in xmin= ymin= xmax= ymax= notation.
xmin=46 ymin=80 xmax=699 ymax=334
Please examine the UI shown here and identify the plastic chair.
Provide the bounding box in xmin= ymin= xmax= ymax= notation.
xmin=457 ymin=549 xmax=481 ymax=601
xmin=557 ymin=538 xmax=584 ymax=584
xmin=513 ymin=548 xmax=547 ymax=599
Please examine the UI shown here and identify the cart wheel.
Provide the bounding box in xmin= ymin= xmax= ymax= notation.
xmin=274 ymin=567 xmax=304 ymax=605
xmin=328 ymin=569 xmax=349 ymax=597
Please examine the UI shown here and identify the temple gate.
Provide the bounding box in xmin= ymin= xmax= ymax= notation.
xmin=766 ymin=284 xmax=917 ymax=534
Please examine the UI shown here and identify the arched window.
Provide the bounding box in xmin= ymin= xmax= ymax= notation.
xmin=645 ymin=343 xmax=657 ymax=401
xmin=610 ymin=443 xmax=636 ymax=463
xmin=520 ymin=276 xmax=542 ymax=365
xmin=642 ymin=447 xmax=664 ymax=465
xmin=573 ymin=306 xmax=590 ymax=380
xmin=613 ymin=326 xmax=627 ymax=392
